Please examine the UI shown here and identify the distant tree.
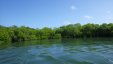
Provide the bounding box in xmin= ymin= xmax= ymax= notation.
xmin=0 ymin=23 xmax=113 ymax=42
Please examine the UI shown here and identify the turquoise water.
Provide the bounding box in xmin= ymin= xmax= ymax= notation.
xmin=0 ymin=38 xmax=113 ymax=64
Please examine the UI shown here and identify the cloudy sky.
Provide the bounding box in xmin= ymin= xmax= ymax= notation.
xmin=0 ymin=0 xmax=113 ymax=28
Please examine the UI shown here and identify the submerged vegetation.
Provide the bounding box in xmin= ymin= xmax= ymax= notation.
xmin=0 ymin=23 xmax=113 ymax=42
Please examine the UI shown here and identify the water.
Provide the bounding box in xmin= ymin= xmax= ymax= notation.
xmin=0 ymin=38 xmax=113 ymax=64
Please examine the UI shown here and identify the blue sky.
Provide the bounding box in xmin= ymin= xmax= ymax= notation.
xmin=0 ymin=0 xmax=113 ymax=28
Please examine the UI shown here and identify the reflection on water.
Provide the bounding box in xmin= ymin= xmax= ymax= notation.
xmin=0 ymin=38 xmax=113 ymax=64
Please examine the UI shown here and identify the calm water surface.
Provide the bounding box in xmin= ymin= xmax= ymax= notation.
xmin=0 ymin=38 xmax=113 ymax=64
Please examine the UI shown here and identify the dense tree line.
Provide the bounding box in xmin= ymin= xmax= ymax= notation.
xmin=0 ymin=25 xmax=61 ymax=42
xmin=0 ymin=23 xmax=113 ymax=42
xmin=56 ymin=23 xmax=113 ymax=38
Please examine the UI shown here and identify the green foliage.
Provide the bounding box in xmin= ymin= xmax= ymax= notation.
xmin=0 ymin=26 xmax=10 ymax=41
xmin=0 ymin=23 xmax=113 ymax=42
xmin=53 ymin=34 xmax=61 ymax=39
xmin=56 ymin=23 xmax=113 ymax=38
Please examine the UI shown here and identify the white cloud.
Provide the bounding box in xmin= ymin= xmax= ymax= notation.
xmin=84 ymin=15 xmax=93 ymax=19
xmin=71 ymin=6 xmax=76 ymax=10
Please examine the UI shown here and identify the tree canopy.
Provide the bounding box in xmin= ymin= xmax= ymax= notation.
xmin=0 ymin=23 xmax=113 ymax=42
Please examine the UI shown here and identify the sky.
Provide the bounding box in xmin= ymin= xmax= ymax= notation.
xmin=0 ymin=0 xmax=113 ymax=28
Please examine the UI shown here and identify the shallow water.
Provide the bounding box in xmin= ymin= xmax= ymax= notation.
xmin=0 ymin=38 xmax=113 ymax=64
